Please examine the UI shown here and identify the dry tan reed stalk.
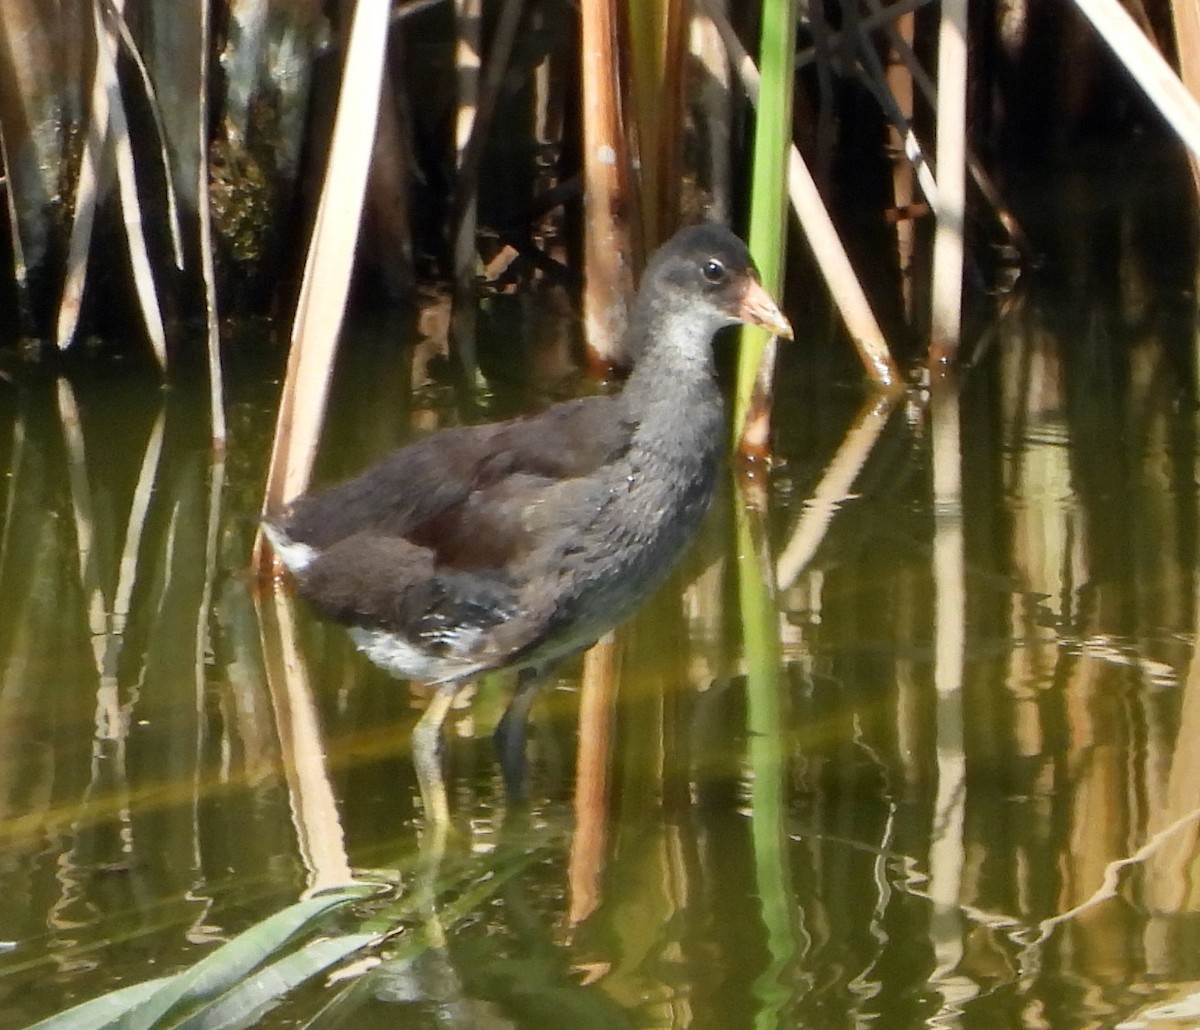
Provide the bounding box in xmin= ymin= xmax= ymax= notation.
xmin=860 ymin=0 xmax=1031 ymax=260
xmin=56 ymin=0 xmax=188 ymax=361
xmin=256 ymin=0 xmax=392 ymax=573
xmin=738 ymin=334 xmax=778 ymax=459
xmin=928 ymin=0 xmax=968 ymax=364
xmin=624 ymin=0 xmax=689 ymax=249
xmin=102 ymin=0 xmax=184 ymax=268
xmin=95 ymin=0 xmax=168 ymax=367
xmin=452 ymin=0 xmax=481 ymax=288
xmin=925 ymin=376 xmax=967 ymax=1015
xmin=197 ymin=0 xmax=226 ymax=446
xmin=1075 ymin=0 xmax=1200 ymax=161
xmin=57 ymin=2 xmax=114 ymax=352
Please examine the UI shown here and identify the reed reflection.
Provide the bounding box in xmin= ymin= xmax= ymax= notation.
xmin=1 ymin=266 xmax=1200 ymax=1025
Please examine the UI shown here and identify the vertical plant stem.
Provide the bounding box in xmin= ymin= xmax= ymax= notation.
xmin=706 ymin=0 xmax=899 ymax=405
xmin=197 ymin=0 xmax=226 ymax=446
xmin=256 ymin=0 xmax=391 ymax=571
xmin=193 ymin=452 xmax=224 ymax=888
xmin=57 ymin=0 xmax=114 ymax=351
xmin=627 ymin=0 xmax=686 ymax=246
xmin=735 ymin=0 xmax=798 ymax=457
xmin=102 ymin=0 xmax=185 ymax=269
xmin=627 ymin=0 xmax=662 ymax=248
xmin=452 ymin=0 xmax=481 ymax=289
xmin=929 ymin=0 xmax=968 ymax=363
xmin=579 ymin=0 xmax=634 ymax=365
xmin=93 ymin=0 xmax=168 ymax=369
xmin=886 ymin=12 xmax=917 ymax=321
xmin=861 ymin=0 xmax=1031 ymax=260
xmin=657 ymin=0 xmax=687 ymax=239
xmin=1073 ymin=0 xmax=1200 ymax=160
xmin=734 ymin=485 xmax=797 ymax=1024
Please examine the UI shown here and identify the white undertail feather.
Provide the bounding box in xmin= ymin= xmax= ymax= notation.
xmin=261 ymin=520 xmax=319 ymax=573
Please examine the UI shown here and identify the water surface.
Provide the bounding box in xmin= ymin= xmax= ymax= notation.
xmin=3 ymin=181 xmax=1200 ymax=1027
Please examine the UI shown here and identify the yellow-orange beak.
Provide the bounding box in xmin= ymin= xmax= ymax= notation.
xmin=736 ymin=278 xmax=793 ymax=339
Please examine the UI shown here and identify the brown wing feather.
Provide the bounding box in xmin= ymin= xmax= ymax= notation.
xmin=282 ymin=394 xmax=634 ymax=571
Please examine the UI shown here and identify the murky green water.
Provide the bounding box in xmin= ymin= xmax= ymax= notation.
xmin=5 ymin=175 xmax=1200 ymax=1026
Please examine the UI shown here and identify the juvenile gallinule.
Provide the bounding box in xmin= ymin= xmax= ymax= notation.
xmin=263 ymin=224 xmax=792 ymax=821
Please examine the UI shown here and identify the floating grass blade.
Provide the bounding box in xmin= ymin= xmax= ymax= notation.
xmin=170 ymin=932 xmax=381 ymax=1030
xmin=115 ymin=887 xmax=377 ymax=1030
xmin=22 ymin=888 xmax=378 ymax=1030
xmin=24 ymin=977 xmax=181 ymax=1030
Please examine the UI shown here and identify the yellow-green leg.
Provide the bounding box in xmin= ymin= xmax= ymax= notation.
xmin=412 ymin=682 xmax=462 ymax=824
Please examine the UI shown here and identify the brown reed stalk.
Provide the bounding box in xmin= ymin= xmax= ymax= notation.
xmin=579 ymin=0 xmax=634 ymax=366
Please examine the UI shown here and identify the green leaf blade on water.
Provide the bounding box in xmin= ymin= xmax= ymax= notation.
xmin=22 ymin=976 xmax=181 ymax=1030
xmin=102 ymin=885 xmax=377 ymax=1030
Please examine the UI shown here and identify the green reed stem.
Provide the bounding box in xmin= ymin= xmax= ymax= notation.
xmin=734 ymin=0 xmax=799 ymax=448
xmin=734 ymin=487 xmax=797 ymax=1023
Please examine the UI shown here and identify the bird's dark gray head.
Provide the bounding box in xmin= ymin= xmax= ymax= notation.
xmin=634 ymin=224 xmax=794 ymax=346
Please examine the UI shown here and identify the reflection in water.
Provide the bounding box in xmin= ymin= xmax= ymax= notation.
xmin=256 ymin=583 xmax=353 ymax=895
xmin=3 ymin=208 xmax=1200 ymax=1024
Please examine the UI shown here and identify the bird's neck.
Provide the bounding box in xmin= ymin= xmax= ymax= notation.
xmin=619 ymin=306 xmax=726 ymax=464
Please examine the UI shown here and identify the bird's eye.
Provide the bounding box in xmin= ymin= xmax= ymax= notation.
xmin=701 ymin=258 xmax=726 ymax=284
